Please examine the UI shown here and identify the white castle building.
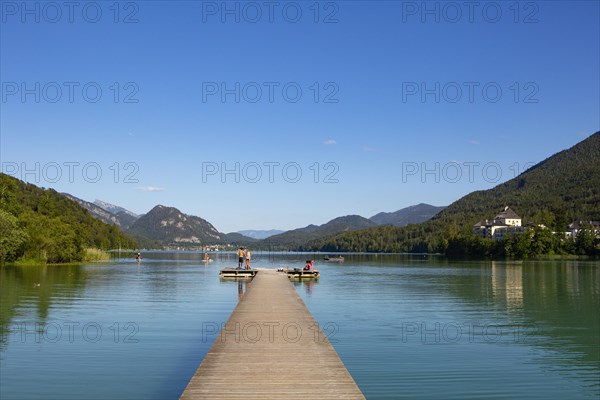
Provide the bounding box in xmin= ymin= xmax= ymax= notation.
xmin=474 ymin=206 xmax=524 ymax=240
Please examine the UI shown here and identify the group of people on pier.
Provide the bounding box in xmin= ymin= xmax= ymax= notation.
xmin=237 ymin=247 xmax=252 ymax=270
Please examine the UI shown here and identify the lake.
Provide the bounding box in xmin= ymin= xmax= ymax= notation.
xmin=1 ymin=253 xmax=598 ymax=399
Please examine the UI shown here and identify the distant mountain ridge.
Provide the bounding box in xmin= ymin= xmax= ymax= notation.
xmin=370 ymin=203 xmax=445 ymax=226
xmin=263 ymin=215 xmax=378 ymax=247
xmin=223 ymin=232 xmax=258 ymax=244
xmin=126 ymin=205 xmax=223 ymax=246
xmin=237 ymin=229 xmax=284 ymax=240
xmin=62 ymin=194 xmax=139 ymax=230
xmin=59 ymin=196 xmax=448 ymax=249
xmin=93 ymin=200 xmax=139 ymax=218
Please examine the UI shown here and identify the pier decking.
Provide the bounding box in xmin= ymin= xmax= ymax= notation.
xmin=180 ymin=269 xmax=365 ymax=399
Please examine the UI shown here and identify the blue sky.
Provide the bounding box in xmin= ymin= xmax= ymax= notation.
xmin=1 ymin=1 xmax=599 ymax=232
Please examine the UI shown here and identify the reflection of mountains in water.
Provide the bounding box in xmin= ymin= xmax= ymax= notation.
xmin=0 ymin=265 xmax=88 ymax=350
xmin=448 ymin=260 xmax=600 ymax=378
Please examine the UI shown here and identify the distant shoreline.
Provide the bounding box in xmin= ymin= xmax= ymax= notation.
xmin=4 ymin=251 xmax=596 ymax=266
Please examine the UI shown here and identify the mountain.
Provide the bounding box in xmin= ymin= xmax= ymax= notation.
xmin=306 ymin=131 xmax=600 ymax=254
xmin=222 ymin=232 xmax=258 ymax=244
xmin=93 ymin=200 xmax=139 ymax=219
xmin=62 ymin=194 xmax=139 ymax=230
xmin=370 ymin=203 xmax=445 ymax=226
xmin=126 ymin=205 xmax=223 ymax=246
xmin=237 ymin=229 xmax=284 ymax=240
xmin=262 ymin=215 xmax=378 ymax=248
xmin=0 ymin=174 xmax=137 ymax=263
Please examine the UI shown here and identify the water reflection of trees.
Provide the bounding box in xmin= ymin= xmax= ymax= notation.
xmin=341 ymin=256 xmax=599 ymax=394
xmin=447 ymin=260 xmax=599 ymax=380
xmin=0 ymin=265 xmax=87 ymax=350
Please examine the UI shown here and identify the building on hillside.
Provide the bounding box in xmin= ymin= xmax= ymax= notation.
xmin=566 ymin=220 xmax=600 ymax=239
xmin=473 ymin=206 xmax=524 ymax=240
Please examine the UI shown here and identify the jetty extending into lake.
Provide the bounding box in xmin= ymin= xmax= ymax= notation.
xmin=180 ymin=269 xmax=365 ymax=399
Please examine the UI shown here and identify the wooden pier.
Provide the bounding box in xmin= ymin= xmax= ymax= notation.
xmin=180 ymin=269 xmax=364 ymax=399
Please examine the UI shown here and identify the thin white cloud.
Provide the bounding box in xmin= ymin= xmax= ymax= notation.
xmin=136 ymin=186 xmax=165 ymax=192
xmin=468 ymin=140 xmax=480 ymax=145
xmin=362 ymin=146 xmax=377 ymax=152
xmin=323 ymin=139 xmax=337 ymax=145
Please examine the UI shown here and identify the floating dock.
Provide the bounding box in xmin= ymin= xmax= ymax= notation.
xmin=219 ymin=268 xmax=258 ymax=278
xmin=286 ymin=269 xmax=320 ymax=279
xmin=180 ymin=269 xmax=364 ymax=399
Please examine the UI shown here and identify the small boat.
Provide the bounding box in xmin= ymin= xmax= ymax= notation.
xmin=324 ymin=255 xmax=344 ymax=262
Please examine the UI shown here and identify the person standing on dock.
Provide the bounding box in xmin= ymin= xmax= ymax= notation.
xmin=237 ymin=247 xmax=245 ymax=269
xmin=245 ymin=249 xmax=252 ymax=270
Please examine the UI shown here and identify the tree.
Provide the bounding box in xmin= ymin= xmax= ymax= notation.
xmin=575 ymin=227 xmax=596 ymax=255
xmin=0 ymin=209 xmax=28 ymax=262
xmin=530 ymin=226 xmax=555 ymax=256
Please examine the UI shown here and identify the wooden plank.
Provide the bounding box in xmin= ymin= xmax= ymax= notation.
xmin=180 ymin=269 xmax=364 ymax=399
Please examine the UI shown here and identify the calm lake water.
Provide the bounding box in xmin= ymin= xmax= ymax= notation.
xmin=1 ymin=253 xmax=599 ymax=399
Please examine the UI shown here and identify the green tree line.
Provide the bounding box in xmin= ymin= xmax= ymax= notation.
xmin=303 ymin=222 xmax=599 ymax=258
xmin=0 ymin=174 xmax=137 ymax=263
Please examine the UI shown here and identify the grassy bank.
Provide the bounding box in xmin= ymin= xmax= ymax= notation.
xmin=83 ymin=248 xmax=111 ymax=261
xmin=10 ymin=257 xmax=47 ymax=266
xmin=4 ymin=248 xmax=111 ymax=266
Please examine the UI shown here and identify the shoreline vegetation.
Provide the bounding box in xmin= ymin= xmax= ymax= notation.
xmin=302 ymin=226 xmax=600 ymax=258
xmin=82 ymin=248 xmax=111 ymax=262
xmin=7 ymin=248 xmax=113 ymax=266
